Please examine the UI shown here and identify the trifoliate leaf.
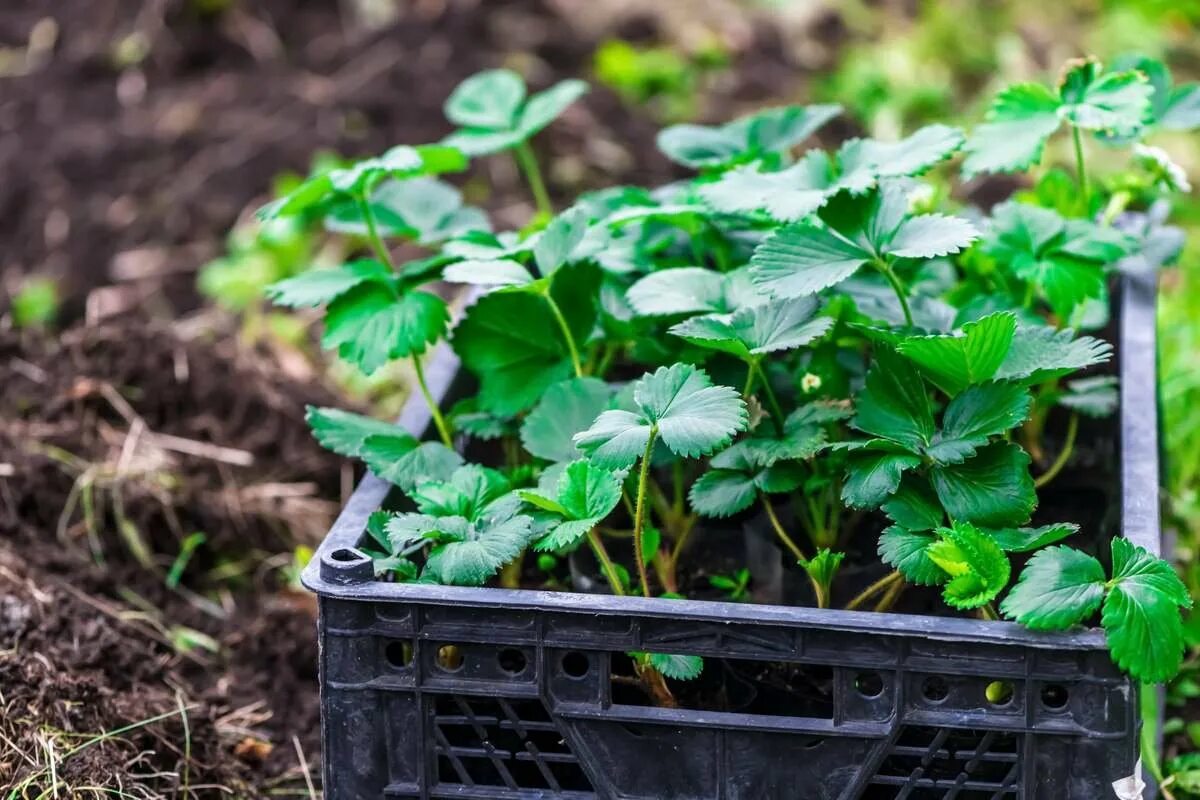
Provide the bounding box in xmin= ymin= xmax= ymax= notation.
xmin=930 ymin=442 xmax=1035 ymax=528
xmin=326 ymin=178 xmax=490 ymax=244
xmin=266 ymin=260 xmax=391 ymax=308
xmin=852 ymin=348 xmax=934 ymax=453
xmin=750 ymin=183 xmax=977 ymax=299
xmin=989 ymin=523 xmax=1079 ymax=552
xmin=926 ymin=522 xmax=1011 ymax=610
xmin=520 ymin=377 xmax=614 ymax=463
xmin=994 ymin=325 xmax=1112 ymax=384
xmin=306 ymin=406 xmax=415 ymax=459
xmin=1103 ymin=538 xmax=1190 ymax=682
xmin=688 ymin=440 xmax=805 ymax=517
xmin=521 ymin=459 xmax=623 ymax=551
xmin=645 ymin=652 xmax=705 ymax=680
xmin=411 ymin=465 xmax=512 ymax=521
xmin=422 ymin=512 xmax=538 ymax=586
xmin=1057 ymin=59 xmax=1153 ymax=137
xmin=322 ymin=284 xmax=450 ymax=373
xmin=1001 ymin=545 xmax=1106 ymax=629
xmin=927 ymin=382 xmax=1032 ymax=465
xmin=697 ymin=149 xmax=869 ymax=222
xmin=839 ymin=124 xmax=966 ymax=178
xmin=442 ymin=70 xmax=586 ymax=156
xmin=669 ymin=296 xmax=833 ymax=359
xmin=534 ymin=207 xmax=589 ymax=276
xmin=878 ymin=525 xmax=943 ymax=585
xmin=656 ymin=104 xmax=840 ymax=169
xmin=1058 ymin=375 xmax=1118 ymax=418
xmin=962 ymin=83 xmax=1061 ymax=177
xmin=453 ymin=265 xmax=599 ymax=414
xmin=626 ymin=266 xmax=764 ymax=318
xmin=361 ymin=439 xmax=463 ymax=492
xmin=895 ymin=312 xmax=1017 ymax=395
xmin=574 ymin=363 xmax=747 ymax=468
xmin=799 ymin=549 xmax=845 ymax=590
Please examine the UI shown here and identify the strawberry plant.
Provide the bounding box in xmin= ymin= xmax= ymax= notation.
xmin=261 ymin=60 xmax=1197 ymax=688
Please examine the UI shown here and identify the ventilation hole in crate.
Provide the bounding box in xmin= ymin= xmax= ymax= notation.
xmin=985 ymin=680 xmax=1015 ymax=708
xmin=498 ymin=648 xmax=528 ymax=676
xmin=330 ymin=548 xmax=363 ymax=562
xmin=432 ymin=694 xmax=593 ymax=793
xmin=1041 ymin=684 xmax=1069 ymax=710
xmin=922 ymin=676 xmax=949 ymax=703
xmin=855 ymin=671 xmax=885 ymax=699
xmin=865 ymin=726 xmax=1021 ymax=798
xmin=561 ymin=651 xmax=590 ymax=679
xmin=609 ymin=654 xmax=835 ymax=718
xmin=436 ymin=644 xmax=464 ymax=672
xmin=384 ymin=640 xmax=413 ymax=668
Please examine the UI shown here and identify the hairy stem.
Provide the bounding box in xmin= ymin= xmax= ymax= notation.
xmin=514 ymin=141 xmax=553 ymax=217
xmin=357 ymin=192 xmax=394 ymax=270
xmin=875 ymin=257 xmax=914 ymax=327
xmin=588 ymin=530 xmax=625 ymax=596
xmin=1035 ymin=412 xmax=1079 ymax=489
xmin=845 ymin=570 xmax=903 ymax=611
xmin=761 ymin=495 xmax=806 ymax=562
xmin=542 ymin=291 xmax=584 ymax=377
xmin=632 ymin=428 xmax=659 ymax=598
xmin=412 ymin=355 xmax=454 ymax=448
xmin=1071 ymin=124 xmax=1089 ymax=216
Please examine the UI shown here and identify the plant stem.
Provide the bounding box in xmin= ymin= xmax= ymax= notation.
xmin=357 ymin=193 xmax=394 ymax=269
xmin=514 ymin=141 xmax=553 ymax=217
xmin=752 ymin=360 xmax=787 ymax=431
xmin=1071 ymin=124 xmax=1089 ymax=216
xmin=845 ymin=570 xmax=903 ymax=611
xmin=761 ymin=495 xmax=806 ymax=562
xmin=412 ymin=355 xmax=454 ymax=448
xmin=873 ymin=577 xmax=905 ymax=613
xmin=588 ymin=530 xmax=625 ymax=596
xmin=1035 ymin=412 xmax=1079 ymax=489
xmin=875 ymin=257 xmax=914 ymax=328
xmin=542 ymin=291 xmax=584 ymax=377
xmin=632 ymin=428 xmax=658 ymax=598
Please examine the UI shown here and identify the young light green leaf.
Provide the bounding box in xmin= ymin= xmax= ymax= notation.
xmin=926 ymin=522 xmax=1011 ymax=610
xmin=322 ymin=285 xmax=450 ymax=373
xmin=668 ymin=296 xmax=833 ymax=359
xmin=1001 ymin=545 xmax=1106 ymax=629
xmin=520 ymin=377 xmax=614 ymax=463
xmin=799 ymin=549 xmax=845 ymax=596
xmin=895 ymin=312 xmax=1017 ymax=395
xmin=574 ymin=363 xmax=748 ymax=468
xmin=929 ymin=442 xmax=1035 ymax=528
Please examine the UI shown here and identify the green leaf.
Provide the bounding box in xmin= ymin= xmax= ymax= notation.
xmin=327 ymin=177 xmax=489 ymax=245
xmin=669 ymin=296 xmax=833 ymax=359
xmin=928 ymin=382 xmax=1032 ymax=465
xmin=689 ymin=440 xmax=805 ymax=518
xmin=989 ymin=523 xmax=1079 ymax=552
xmin=518 ymin=80 xmax=589 ymax=137
xmin=926 ymin=522 xmax=1011 ymax=610
xmin=574 ymin=363 xmax=747 ymax=468
xmin=896 ymin=312 xmax=1017 ymax=395
xmin=626 ymin=266 xmax=764 ymax=318
xmin=306 ymin=406 xmax=414 ymax=458
xmin=534 ymin=207 xmax=589 ymax=275
xmin=749 ymin=223 xmax=872 ymax=298
xmin=422 ymin=512 xmax=538 ymax=586
xmin=1057 ymin=60 xmax=1153 ymax=137
xmin=266 ymin=260 xmax=391 ymax=308
xmin=520 ymin=377 xmax=614 ymax=463
xmin=444 ymin=69 xmax=526 ymax=130
xmin=930 ymin=442 xmax=1035 ymax=528
xmin=453 ymin=266 xmax=599 ymax=414
xmin=656 ymin=104 xmax=840 ymax=169
xmin=839 ymin=124 xmax=965 ymax=178
xmin=411 ymin=465 xmax=512 ymax=521
xmin=448 ymin=399 xmax=516 ymax=442
xmin=646 ymin=652 xmax=704 ymax=680
xmin=362 ymin=439 xmax=463 ymax=492
xmin=322 ymin=285 xmax=450 ymax=373
xmin=963 ymin=82 xmax=1061 ymax=177
xmin=842 ymin=446 xmax=923 ymax=508
xmin=1001 ymin=545 xmax=1106 ymax=629
xmin=799 ymin=548 xmax=845 ymax=587
xmin=878 ymin=525 xmax=943 ymax=585
xmin=994 ymin=325 xmax=1112 ymax=384
xmin=523 ymin=459 xmax=623 ymax=551
xmin=852 ymin=348 xmax=934 ymax=453
xmin=1058 ymin=376 xmax=1118 ymax=418
xmin=881 ymin=477 xmax=943 ymax=531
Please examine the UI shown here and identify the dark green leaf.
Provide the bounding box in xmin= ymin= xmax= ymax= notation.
xmin=521 ymin=377 xmax=614 ymax=463
xmin=930 ymin=442 xmax=1035 ymax=528
xmin=1001 ymin=545 xmax=1106 ymax=629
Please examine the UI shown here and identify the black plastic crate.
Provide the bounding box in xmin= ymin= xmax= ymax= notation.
xmin=303 ymin=272 xmax=1161 ymax=800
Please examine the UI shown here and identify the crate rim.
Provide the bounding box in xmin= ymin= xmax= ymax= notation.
xmin=302 ymin=270 xmax=1160 ymax=656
